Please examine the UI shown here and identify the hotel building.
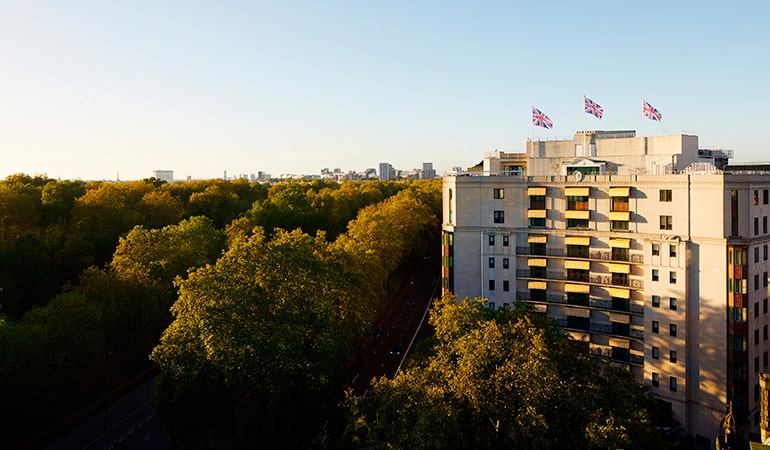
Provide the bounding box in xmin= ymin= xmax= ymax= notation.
xmin=441 ymin=130 xmax=770 ymax=446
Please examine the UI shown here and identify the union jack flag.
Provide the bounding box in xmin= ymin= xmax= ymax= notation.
xmin=584 ymin=96 xmax=603 ymax=119
xmin=532 ymin=106 xmax=553 ymax=129
xmin=643 ymin=100 xmax=662 ymax=122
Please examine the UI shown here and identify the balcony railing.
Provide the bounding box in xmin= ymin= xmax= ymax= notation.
xmin=590 ymin=298 xmax=644 ymax=314
xmin=590 ymin=347 xmax=644 ymax=366
xmin=516 ymin=247 xmax=644 ymax=263
xmin=516 ymin=269 xmax=644 ymax=289
xmin=556 ymin=318 xmax=645 ymax=340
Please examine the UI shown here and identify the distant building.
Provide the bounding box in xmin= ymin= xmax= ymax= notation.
xmin=379 ymin=163 xmax=395 ymax=180
xmin=442 ymin=130 xmax=770 ymax=446
xmin=421 ymin=162 xmax=436 ymax=179
xmin=152 ymin=170 xmax=174 ymax=183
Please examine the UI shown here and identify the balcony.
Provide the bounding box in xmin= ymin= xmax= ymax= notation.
xmin=590 ymin=346 xmax=644 ymax=366
xmin=516 ymin=269 xmax=644 ymax=289
xmin=516 ymin=247 xmax=643 ymax=263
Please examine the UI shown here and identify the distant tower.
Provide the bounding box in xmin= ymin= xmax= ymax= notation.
xmin=421 ymin=162 xmax=436 ymax=179
xmin=379 ymin=162 xmax=394 ymax=180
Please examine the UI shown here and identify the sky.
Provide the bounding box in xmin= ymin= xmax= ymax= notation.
xmin=1 ymin=1 xmax=769 ymax=181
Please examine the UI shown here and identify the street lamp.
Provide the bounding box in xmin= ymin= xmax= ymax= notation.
xmin=104 ymin=351 xmax=115 ymax=431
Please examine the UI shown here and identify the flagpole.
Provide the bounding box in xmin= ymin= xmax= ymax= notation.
xmin=583 ymin=96 xmax=587 ymax=157
xmin=531 ymin=107 xmax=535 ymax=151
xmin=641 ymin=100 xmax=645 ymax=138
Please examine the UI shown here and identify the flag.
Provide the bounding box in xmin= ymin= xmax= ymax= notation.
xmin=532 ymin=106 xmax=553 ymax=129
xmin=584 ymin=96 xmax=603 ymax=119
xmin=643 ymin=100 xmax=662 ymax=122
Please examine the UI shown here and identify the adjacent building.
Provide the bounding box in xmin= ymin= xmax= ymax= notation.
xmin=442 ymin=130 xmax=770 ymax=447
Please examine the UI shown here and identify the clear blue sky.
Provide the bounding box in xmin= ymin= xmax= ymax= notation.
xmin=2 ymin=1 xmax=768 ymax=181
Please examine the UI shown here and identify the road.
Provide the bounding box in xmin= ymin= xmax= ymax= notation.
xmin=45 ymin=376 xmax=175 ymax=450
xmin=349 ymin=254 xmax=441 ymax=396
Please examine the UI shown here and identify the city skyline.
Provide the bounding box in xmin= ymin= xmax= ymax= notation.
xmin=2 ymin=2 xmax=768 ymax=180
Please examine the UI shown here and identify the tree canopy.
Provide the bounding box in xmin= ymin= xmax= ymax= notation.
xmin=343 ymin=295 xmax=672 ymax=450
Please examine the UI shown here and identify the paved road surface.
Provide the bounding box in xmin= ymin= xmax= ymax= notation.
xmin=46 ymin=377 xmax=174 ymax=450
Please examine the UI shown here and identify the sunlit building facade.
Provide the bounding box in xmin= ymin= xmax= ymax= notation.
xmin=441 ymin=131 xmax=770 ymax=447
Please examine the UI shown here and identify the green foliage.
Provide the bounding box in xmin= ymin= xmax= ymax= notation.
xmin=151 ymin=229 xmax=364 ymax=448
xmin=343 ymin=295 xmax=668 ymax=450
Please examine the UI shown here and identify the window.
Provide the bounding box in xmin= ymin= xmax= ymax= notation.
xmin=494 ymin=210 xmax=504 ymax=223
xmin=669 ymin=297 xmax=677 ymax=311
xmin=568 ymin=244 xmax=590 ymax=258
xmin=660 ymin=189 xmax=672 ymax=202
xmin=669 ymin=271 xmax=677 ymax=284
xmin=756 ymin=383 xmax=761 ymax=401
xmin=530 ymin=217 xmax=546 ymax=227
xmin=489 ymin=280 xmax=495 ymax=291
xmin=488 ymin=257 xmax=495 ymax=268
xmin=567 ymin=218 xmax=590 ymax=229
xmin=670 ymin=376 xmax=677 ymax=392
xmin=765 ymin=245 xmax=768 ymax=261
xmin=765 ymin=351 xmax=768 ymax=367
xmin=756 ymin=356 xmax=760 ymax=373
xmin=764 ymin=298 xmax=768 ymax=314
xmin=529 ymin=194 xmax=545 ymax=209
xmin=765 ymin=189 xmax=769 ymax=205
xmin=755 ymin=190 xmax=760 ymax=206
xmin=660 ymin=215 xmax=672 ymax=230
xmin=503 ymin=280 xmax=509 ymax=291
xmin=756 ymin=274 xmax=761 ymax=291
xmin=488 ymin=235 xmax=495 ymax=246
xmin=652 ymin=295 xmax=660 ymax=308
xmin=756 ymin=247 xmax=761 ymax=263
xmin=652 ymin=346 xmax=659 ymax=359
xmin=765 ymin=272 xmax=768 ymax=288
xmin=503 ymin=258 xmax=509 ymax=269
xmin=652 ymin=372 xmax=660 ymax=387
xmin=611 ymin=247 xmax=629 ymax=261
xmin=755 ymin=302 xmax=760 ymax=318
xmin=755 ymin=217 xmax=759 ymax=236
xmin=764 ymin=325 xmax=768 ymax=341
xmin=756 ymin=329 xmax=760 ymax=346
xmin=652 ymin=243 xmax=660 ymax=256
xmin=652 ymin=269 xmax=659 ymax=282
xmin=530 ymin=242 xmax=546 ymax=255
xmin=493 ymin=188 xmax=505 ymax=199
xmin=566 ymin=194 xmax=589 ymax=211
xmin=503 ymin=235 xmax=509 ymax=247
xmin=670 ymin=324 xmax=677 ymax=337
xmin=730 ymin=335 xmax=748 ymax=351
xmin=652 ymin=320 xmax=659 ymax=333
xmin=611 ymin=220 xmax=629 ymax=231
xmin=670 ymin=244 xmax=677 ymax=257
xmin=670 ymin=350 xmax=677 ymax=363
xmin=611 ymin=196 xmax=629 ymax=212
xmin=730 ymin=307 xmax=748 ymax=322
xmin=764 ymin=216 xmax=768 ymax=234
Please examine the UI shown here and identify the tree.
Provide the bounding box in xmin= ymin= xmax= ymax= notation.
xmin=135 ymin=190 xmax=185 ymax=230
xmin=343 ymin=295 xmax=669 ymax=450
xmin=151 ymin=229 xmax=364 ymax=448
